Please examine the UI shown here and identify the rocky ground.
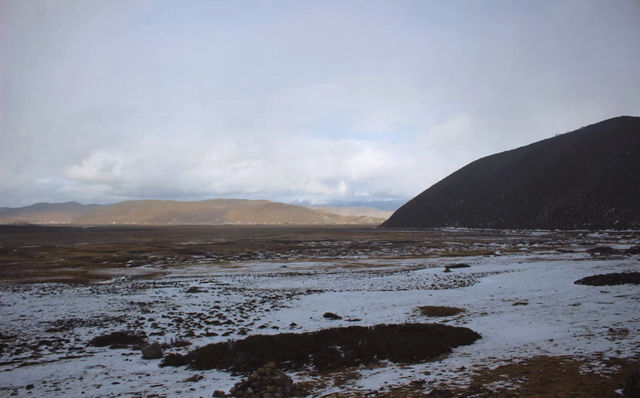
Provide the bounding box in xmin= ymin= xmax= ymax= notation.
xmin=0 ymin=226 xmax=639 ymax=397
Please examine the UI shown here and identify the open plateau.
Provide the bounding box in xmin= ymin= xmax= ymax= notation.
xmin=1 ymin=225 xmax=638 ymax=397
xmin=3 ymin=0 xmax=640 ymax=395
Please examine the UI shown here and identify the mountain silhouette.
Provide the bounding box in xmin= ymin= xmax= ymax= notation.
xmin=382 ymin=116 xmax=640 ymax=229
xmin=0 ymin=199 xmax=386 ymax=225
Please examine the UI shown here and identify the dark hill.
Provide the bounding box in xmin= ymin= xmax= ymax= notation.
xmin=382 ymin=116 xmax=640 ymax=229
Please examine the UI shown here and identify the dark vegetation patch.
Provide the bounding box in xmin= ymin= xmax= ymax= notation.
xmin=323 ymin=312 xmax=342 ymax=320
xmin=446 ymin=263 xmax=471 ymax=269
xmin=587 ymin=245 xmax=640 ymax=256
xmin=418 ymin=306 xmax=465 ymax=317
xmin=226 ymin=362 xmax=299 ymax=398
xmin=161 ymin=352 xmax=190 ymax=367
xmin=587 ymin=246 xmax=619 ymax=256
xmin=626 ymin=370 xmax=640 ymax=398
xmin=141 ymin=342 xmax=163 ymax=359
xmin=45 ymin=315 xmax=127 ymax=333
xmin=443 ymin=263 xmax=471 ymax=272
xmin=165 ymin=337 xmax=192 ymax=348
xmin=0 ymin=333 xmax=17 ymax=340
xmin=89 ymin=331 xmax=147 ymax=348
xmin=574 ymin=272 xmax=640 ymax=286
xmin=161 ymin=323 xmax=480 ymax=373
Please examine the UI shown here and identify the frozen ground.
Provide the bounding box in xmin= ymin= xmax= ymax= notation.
xmin=0 ymin=229 xmax=639 ymax=397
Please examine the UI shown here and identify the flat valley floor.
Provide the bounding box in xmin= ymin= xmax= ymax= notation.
xmin=0 ymin=225 xmax=639 ymax=397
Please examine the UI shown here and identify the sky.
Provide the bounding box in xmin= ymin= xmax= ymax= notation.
xmin=1 ymin=0 xmax=639 ymax=208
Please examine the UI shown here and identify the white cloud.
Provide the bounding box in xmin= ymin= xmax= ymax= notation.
xmin=57 ymin=134 xmax=419 ymax=204
xmin=67 ymin=150 xmax=128 ymax=183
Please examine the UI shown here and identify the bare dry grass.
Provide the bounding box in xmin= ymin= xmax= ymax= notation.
xmin=327 ymin=356 xmax=639 ymax=398
xmin=458 ymin=355 xmax=639 ymax=398
xmin=1 ymin=225 xmax=572 ymax=284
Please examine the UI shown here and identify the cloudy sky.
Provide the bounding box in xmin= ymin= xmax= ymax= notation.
xmin=1 ymin=0 xmax=639 ymax=208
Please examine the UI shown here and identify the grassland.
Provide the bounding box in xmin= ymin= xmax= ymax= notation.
xmin=0 ymin=225 xmax=638 ymax=397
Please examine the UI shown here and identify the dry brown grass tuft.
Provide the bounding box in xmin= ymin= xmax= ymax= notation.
xmin=460 ymin=356 xmax=639 ymax=398
xmin=324 ymin=356 xmax=639 ymax=398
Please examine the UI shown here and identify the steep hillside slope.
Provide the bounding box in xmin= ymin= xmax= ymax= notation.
xmin=382 ymin=116 xmax=640 ymax=229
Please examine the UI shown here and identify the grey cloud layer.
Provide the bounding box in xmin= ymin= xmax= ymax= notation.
xmin=1 ymin=0 xmax=639 ymax=206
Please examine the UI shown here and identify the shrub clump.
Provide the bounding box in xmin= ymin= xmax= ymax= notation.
xmin=161 ymin=352 xmax=189 ymax=367
xmin=228 ymin=362 xmax=297 ymax=398
xmin=164 ymin=323 xmax=480 ymax=373
xmin=446 ymin=263 xmax=471 ymax=269
xmin=418 ymin=306 xmax=465 ymax=317
xmin=322 ymin=312 xmax=342 ymax=320
xmin=89 ymin=331 xmax=147 ymax=348
xmin=625 ymin=246 xmax=640 ymax=255
xmin=574 ymin=272 xmax=640 ymax=286
xmin=142 ymin=342 xmax=163 ymax=359
xmin=586 ymin=246 xmax=619 ymax=256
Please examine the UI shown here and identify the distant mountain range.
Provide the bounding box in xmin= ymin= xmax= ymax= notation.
xmin=0 ymin=199 xmax=388 ymax=225
xmin=308 ymin=206 xmax=392 ymax=219
xmin=0 ymin=202 xmax=100 ymax=224
xmin=382 ymin=116 xmax=640 ymax=230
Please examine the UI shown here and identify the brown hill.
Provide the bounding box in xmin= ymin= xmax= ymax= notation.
xmin=71 ymin=199 xmax=385 ymax=225
xmin=382 ymin=116 xmax=640 ymax=230
xmin=0 ymin=202 xmax=99 ymax=224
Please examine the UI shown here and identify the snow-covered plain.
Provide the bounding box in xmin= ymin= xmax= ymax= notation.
xmin=1 ymin=230 xmax=639 ymax=397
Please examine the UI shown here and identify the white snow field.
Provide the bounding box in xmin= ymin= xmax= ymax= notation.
xmin=1 ymin=231 xmax=639 ymax=397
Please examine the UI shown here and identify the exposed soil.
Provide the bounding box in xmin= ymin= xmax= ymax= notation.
xmin=417 ymin=306 xmax=465 ymax=317
xmin=166 ymin=323 xmax=480 ymax=373
xmin=575 ymin=272 xmax=640 ymax=286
